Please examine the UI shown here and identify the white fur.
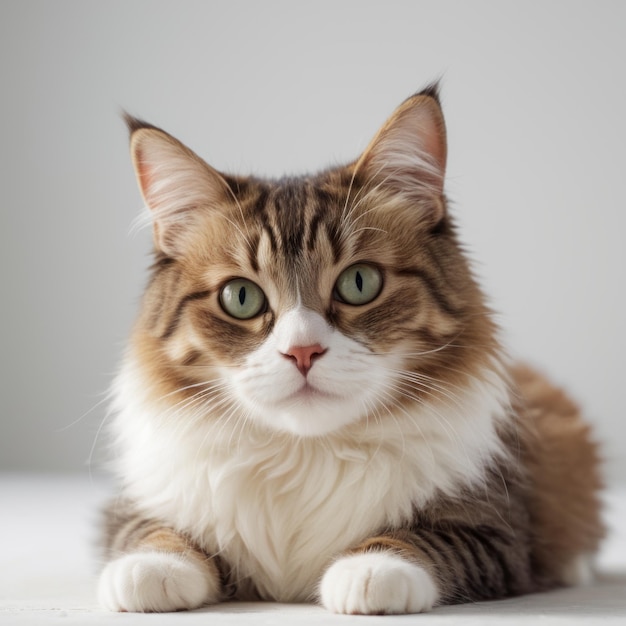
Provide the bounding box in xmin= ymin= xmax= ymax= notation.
xmin=108 ymin=331 xmax=510 ymax=603
xmin=98 ymin=551 xmax=220 ymax=612
xmin=320 ymin=552 xmax=439 ymax=614
xmin=231 ymin=307 xmax=404 ymax=436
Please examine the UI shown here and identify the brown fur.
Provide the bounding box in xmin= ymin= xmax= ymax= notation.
xmin=101 ymin=86 xmax=605 ymax=613
xmin=513 ymin=365 xmax=604 ymax=583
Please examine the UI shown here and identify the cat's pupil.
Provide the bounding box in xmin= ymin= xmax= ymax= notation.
xmin=355 ymin=271 xmax=363 ymax=292
xmin=238 ymin=287 xmax=246 ymax=306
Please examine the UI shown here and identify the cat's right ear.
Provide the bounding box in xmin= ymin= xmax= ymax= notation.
xmin=354 ymin=85 xmax=447 ymax=224
xmin=125 ymin=115 xmax=229 ymax=257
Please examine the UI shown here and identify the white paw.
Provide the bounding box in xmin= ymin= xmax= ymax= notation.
xmin=320 ymin=551 xmax=439 ymax=615
xmin=98 ymin=551 xmax=220 ymax=612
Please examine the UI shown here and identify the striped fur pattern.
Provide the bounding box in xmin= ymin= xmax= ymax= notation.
xmin=100 ymin=86 xmax=604 ymax=614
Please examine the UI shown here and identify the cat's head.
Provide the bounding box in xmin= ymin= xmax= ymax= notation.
xmin=125 ymin=85 xmax=498 ymax=438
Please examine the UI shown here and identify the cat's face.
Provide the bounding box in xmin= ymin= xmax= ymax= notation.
xmin=126 ymin=88 xmax=496 ymax=437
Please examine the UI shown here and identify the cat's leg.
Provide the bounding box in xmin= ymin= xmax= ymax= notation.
xmin=99 ymin=508 xmax=222 ymax=612
xmin=320 ymin=526 xmax=532 ymax=615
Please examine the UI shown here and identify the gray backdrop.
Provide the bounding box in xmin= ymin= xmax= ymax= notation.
xmin=1 ymin=1 xmax=624 ymax=483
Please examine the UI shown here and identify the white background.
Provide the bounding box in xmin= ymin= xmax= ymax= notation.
xmin=1 ymin=1 xmax=624 ymax=482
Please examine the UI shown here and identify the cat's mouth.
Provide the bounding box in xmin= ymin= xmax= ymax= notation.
xmin=285 ymin=382 xmax=337 ymax=403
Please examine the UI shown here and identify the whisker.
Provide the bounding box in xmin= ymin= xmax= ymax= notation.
xmin=221 ymin=183 xmax=256 ymax=253
xmin=87 ymin=403 xmax=115 ymax=483
xmin=391 ymin=371 xmax=467 ymax=409
xmin=58 ymin=389 xmax=114 ymax=432
xmin=340 ymin=164 xmax=359 ymax=224
xmin=340 ymin=167 xmax=393 ymax=238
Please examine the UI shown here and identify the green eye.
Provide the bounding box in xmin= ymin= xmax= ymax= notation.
xmin=219 ymin=279 xmax=266 ymax=320
xmin=335 ymin=263 xmax=383 ymax=306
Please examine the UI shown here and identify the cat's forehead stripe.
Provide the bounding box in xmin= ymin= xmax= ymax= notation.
xmin=245 ymin=177 xmax=350 ymax=265
xmin=272 ymin=181 xmax=308 ymax=258
xmin=246 ymin=232 xmax=261 ymax=274
xmin=305 ymin=204 xmax=325 ymax=253
xmin=248 ymin=186 xmax=277 ymax=254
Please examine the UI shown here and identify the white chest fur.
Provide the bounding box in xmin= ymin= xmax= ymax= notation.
xmin=111 ymin=358 xmax=509 ymax=601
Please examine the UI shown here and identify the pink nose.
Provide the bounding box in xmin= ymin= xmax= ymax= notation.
xmin=282 ymin=344 xmax=327 ymax=376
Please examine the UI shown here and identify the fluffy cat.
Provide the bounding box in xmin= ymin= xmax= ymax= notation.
xmin=99 ymin=85 xmax=603 ymax=614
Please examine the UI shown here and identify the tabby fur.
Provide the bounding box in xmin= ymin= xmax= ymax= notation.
xmin=99 ymin=85 xmax=603 ymax=614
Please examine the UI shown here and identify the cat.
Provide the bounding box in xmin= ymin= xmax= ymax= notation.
xmin=98 ymin=84 xmax=604 ymax=614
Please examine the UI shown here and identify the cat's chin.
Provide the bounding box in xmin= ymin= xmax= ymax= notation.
xmin=247 ymin=387 xmax=363 ymax=437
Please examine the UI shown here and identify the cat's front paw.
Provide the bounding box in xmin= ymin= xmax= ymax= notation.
xmin=319 ymin=551 xmax=439 ymax=615
xmin=98 ymin=551 xmax=220 ymax=612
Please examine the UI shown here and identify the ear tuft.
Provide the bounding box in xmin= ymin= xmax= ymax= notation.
xmin=415 ymin=80 xmax=442 ymax=105
xmin=122 ymin=112 xmax=163 ymax=136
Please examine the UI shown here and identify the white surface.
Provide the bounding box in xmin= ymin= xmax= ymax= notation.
xmin=1 ymin=474 xmax=625 ymax=624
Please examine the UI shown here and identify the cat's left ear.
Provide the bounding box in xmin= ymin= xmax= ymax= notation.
xmin=355 ymin=84 xmax=447 ymax=222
